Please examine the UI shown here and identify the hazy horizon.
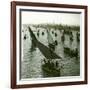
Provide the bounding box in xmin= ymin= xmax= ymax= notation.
xmin=22 ymin=11 xmax=80 ymax=26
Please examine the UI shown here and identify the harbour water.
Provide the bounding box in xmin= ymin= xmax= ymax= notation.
xmin=21 ymin=25 xmax=80 ymax=79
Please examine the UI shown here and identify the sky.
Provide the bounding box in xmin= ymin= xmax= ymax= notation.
xmin=22 ymin=11 xmax=80 ymax=26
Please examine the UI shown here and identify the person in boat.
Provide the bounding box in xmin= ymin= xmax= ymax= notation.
xmin=55 ymin=40 xmax=58 ymax=46
xmin=23 ymin=34 xmax=27 ymax=40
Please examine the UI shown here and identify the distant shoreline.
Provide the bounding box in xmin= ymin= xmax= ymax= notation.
xmin=23 ymin=23 xmax=80 ymax=31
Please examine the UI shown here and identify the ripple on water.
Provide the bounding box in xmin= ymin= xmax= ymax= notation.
xmin=21 ymin=28 xmax=80 ymax=79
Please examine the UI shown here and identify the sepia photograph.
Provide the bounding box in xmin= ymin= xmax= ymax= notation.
xmin=20 ymin=9 xmax=80 ymax=79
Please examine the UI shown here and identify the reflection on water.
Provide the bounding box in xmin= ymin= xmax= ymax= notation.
xmin=21 ymin=25 xmax=80 ymax=79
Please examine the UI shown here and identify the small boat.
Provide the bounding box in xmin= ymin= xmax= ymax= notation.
xmin=42 ymin=58 xmax=61 ymax=77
